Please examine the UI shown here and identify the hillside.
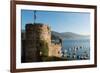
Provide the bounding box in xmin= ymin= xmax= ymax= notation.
xmin=51 ymin=31 xmax=90 ymax=40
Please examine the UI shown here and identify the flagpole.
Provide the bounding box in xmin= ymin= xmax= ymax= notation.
xmin=34 ymin=10 xmax=36 ymax=24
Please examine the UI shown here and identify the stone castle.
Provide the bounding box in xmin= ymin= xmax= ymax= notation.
xmin=21 ymin=23 xmax=62 ymax=62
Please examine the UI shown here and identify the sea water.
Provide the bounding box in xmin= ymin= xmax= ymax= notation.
xmin=61 ymin=39 xmax=90 ymax=60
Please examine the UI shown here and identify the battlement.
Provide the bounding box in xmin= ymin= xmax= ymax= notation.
xmin=26 ymin=23 xmax=50 ymax=31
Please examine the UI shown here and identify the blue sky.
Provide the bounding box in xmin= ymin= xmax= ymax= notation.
xmin=21 ymin=10 xmax=90 ymax=35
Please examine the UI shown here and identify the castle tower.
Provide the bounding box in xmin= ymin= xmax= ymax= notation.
xmin=24 ymin=23 xmax=51 ymax=62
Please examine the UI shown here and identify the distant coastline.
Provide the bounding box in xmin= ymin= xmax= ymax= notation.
xmin=51 ymin=31 xmax=90 ymax=40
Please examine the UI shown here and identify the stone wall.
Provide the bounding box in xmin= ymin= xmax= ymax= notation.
xmin=49 ymin=43 xmax=62 ymax=57
xmin=22 ymin=23 xmax=62 ymax=62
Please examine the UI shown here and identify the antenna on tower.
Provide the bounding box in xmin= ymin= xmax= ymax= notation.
xmin=34 ymin=10 xmax=36 ymax=24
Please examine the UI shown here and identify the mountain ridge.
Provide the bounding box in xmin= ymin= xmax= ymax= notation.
xmin=51 ymin=31 xmax=90 ymax=40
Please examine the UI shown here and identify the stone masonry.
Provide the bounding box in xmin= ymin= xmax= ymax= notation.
xmin=22 ymin=23 xmax=62 ymax=62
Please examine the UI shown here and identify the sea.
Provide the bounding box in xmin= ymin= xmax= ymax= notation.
xmin=61 ymin=39 xmax=90 ymax=60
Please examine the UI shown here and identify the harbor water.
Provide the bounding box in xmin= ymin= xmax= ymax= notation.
xmin=61 ymin=39 xmax=90 ymax=60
